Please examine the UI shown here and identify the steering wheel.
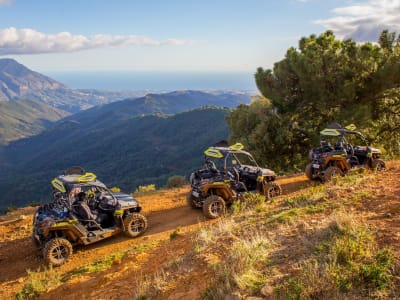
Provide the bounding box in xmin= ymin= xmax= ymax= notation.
xmin=228 ymin=167 xmax=240 ymax=182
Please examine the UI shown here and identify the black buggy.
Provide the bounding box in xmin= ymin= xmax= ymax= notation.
xmin=32 ymin=167 xmax=148 ymax=266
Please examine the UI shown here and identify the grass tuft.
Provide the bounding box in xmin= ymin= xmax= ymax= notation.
xmin=16 ymin=266 xmax=60 ymax=300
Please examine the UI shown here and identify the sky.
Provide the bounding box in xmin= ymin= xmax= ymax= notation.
xmin=0 ymin=0 xmax=400 ymax=72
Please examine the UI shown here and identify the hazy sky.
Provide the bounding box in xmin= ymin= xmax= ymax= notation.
xmin=0 ymin=0 xmax=400 ymax=72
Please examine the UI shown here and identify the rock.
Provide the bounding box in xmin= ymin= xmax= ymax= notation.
xmin=384 ymin=212 xmax=393 ymax=218
xmin=224 ymin=293 xmax=241 ymax=300
xmin=260 ymin=284 xmax=274 ymax=299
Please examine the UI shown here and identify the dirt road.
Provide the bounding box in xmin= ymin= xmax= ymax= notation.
xmin=0 ymin=175 xmax=309 ymax=299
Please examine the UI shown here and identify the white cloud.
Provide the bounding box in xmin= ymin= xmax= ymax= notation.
xmin=314 ymin=0 xmax=400 ymax=42
xmin=0 ymin=27 xmax=193 ymax=55
xmin=0 ymin=0 xmax=13 ymax=6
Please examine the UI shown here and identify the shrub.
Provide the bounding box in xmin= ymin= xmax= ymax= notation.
xmin=166 ymin=175 xmax=186 ymax=188
xmin=16 ymin=266 xmax=60 ymax=299
xmin=135 ymin=184 xmax=156 ymax=194
xmin=109 ymin=187 xmax=121 ymax=193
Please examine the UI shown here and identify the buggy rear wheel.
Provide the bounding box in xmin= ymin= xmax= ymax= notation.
xmin=305 ymin=163 xmax=317 ymax=181
xmin=123 ymin=213 xmax=148 ymax=238
xmin=203 ymin=195 xmax=226 ymax=219
xmin=186 ymin=192 xmax=197 ymax=209
xmin=43 ymin=238 xmax=73 ymax=267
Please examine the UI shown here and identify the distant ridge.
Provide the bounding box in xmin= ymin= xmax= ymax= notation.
xmin=0 ymin=58 xmax=142 ymax=112
xmin=0 ymin=59 xmax=253 ymax=113
xmin=0 ymin=99 xmax=69 ymax=145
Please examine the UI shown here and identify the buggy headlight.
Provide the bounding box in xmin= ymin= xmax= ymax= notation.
xmin=189 ymin=173 xmax=194 ymax=184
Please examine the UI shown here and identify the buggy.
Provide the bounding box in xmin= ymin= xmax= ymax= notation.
xmin=32 ymin=166 xmax=148 ymax=266
xmin=305 ymin=124 xmax=385 ymax=181
xmin=188 ymin=143 xmax=282 ymax=218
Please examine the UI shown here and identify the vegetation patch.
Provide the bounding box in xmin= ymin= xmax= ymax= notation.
xmin=16 ymin=266 xmax=61 ymax=300
xmin=280 ymin=214 xmax=395 ymax=298
xmin=134 ymin=184 xmax=157 ymax=195
xmin=61 ymin=243 xmax=157 ymax=283
xmin=203 ymin=233 xmax=272 ymax=299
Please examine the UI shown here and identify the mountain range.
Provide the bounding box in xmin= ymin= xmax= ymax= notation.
xmin=0 ymin=107 xmax=230 ymax=211
xmin=0 ymin=59 xmax=252 ymax=211
xmin=0 ymin=58 xmax=149 ymax=112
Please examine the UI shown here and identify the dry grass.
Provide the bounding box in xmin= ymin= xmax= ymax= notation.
xmin=195 ymin=168 xmax=399 ymax=299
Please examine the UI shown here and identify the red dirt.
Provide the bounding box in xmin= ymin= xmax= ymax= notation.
xmin=1 ymin=169 xmax=399 ymax=299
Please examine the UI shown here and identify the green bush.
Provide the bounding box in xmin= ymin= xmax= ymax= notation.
xmin=16 ymin=266 xmax=60 ymax=299
xmin=110 ymin=187 xmax=121 ymax=193
xmin=135 ymin=184 xmax=157 ymax=194
xmin=166 ymin=175 xmax=186 ymax=188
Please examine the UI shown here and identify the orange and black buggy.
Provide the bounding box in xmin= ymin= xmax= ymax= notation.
xmin=188 ymin=143 xmax=281 ymax=219
xmin=305 ymin=124 xmax=385 ymax=182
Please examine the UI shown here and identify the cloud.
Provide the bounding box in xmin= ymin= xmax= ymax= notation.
xmin=314 ymin=0 xmax=400 ymax=42
xmin=0 ymin=27 xmax=193 ymax=55
xmin=0 ymin=0 xmax=13 ymax=6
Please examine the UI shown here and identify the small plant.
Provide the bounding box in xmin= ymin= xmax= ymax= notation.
xmin=285 ymin=195 xmax=310 ymax=208
xmin=109 ymin=187 xmax=121 ymax=192
xmin=231 ymin=193 xmax=265 ymax=214
xmin=135 ymin=184 xmax=157 ymax=194
xmin=16 ymin=266 xmax=61 ymax=299
xmin=4 ymin=206 xmax=16 ymax=214
xmin=170 ymin=227 xmax=181 ymax=240
xmin=133 ymin=271 xmax=168 ymax=299
xmin=166 ymin=175 xmax=186 ymax=188
xmin=62 ymin=252 xmax=126 ymax=282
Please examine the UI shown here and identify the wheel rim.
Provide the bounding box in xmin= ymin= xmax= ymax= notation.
xmin=329 ymin=168 xmax=340 ymax=178
xmin=51 ymin=244 xmax=68 ymax=261
xmin=210 ymin=200 xmax=223 ymax=215
xmin=130 ymin=218 xmax=145 ymax=233
xmin=376 ymin=162 xmax=384 ymax=171
xmin=268 ymin=186 xmax=280 ymax=198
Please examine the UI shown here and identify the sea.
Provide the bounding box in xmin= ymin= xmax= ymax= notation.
xmin=45 ymin=71 xmax=258 ymax=91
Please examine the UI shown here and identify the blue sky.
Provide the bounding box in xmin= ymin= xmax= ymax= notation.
xmin=0 ymin=0 xmax=400 ymax=72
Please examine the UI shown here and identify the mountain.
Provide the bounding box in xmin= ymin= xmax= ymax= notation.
xmin=0 ymin=99 xmax=69 ymax=145
xmin=0 ymin=58 xmax=147 ymax=112
xmin=61 ymin=90 xmax=250 ymax=129
xmin=0 ymin=59 xmax=253 ymax=113
xmin=0 ymin=107 xmax=230 ymax=211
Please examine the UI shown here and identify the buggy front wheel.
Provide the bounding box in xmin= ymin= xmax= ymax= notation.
xmin=43 ymin=238 xmax=73 ymax=267
xmin=324 ymin=166 xmax=343 ymax=182
xmin=203 ymin=195 xmax=226 ymax=219
xmin=123 ymin=213 xmax=148 ymax=238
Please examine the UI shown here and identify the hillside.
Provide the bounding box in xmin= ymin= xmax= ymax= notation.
xmin=1 ymin=163 xmax=399 ymax=299
xmin=0 ymin=99 xmax=69 ymax=145
xmin=0 ymin=107 xmax=230 ymax=211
